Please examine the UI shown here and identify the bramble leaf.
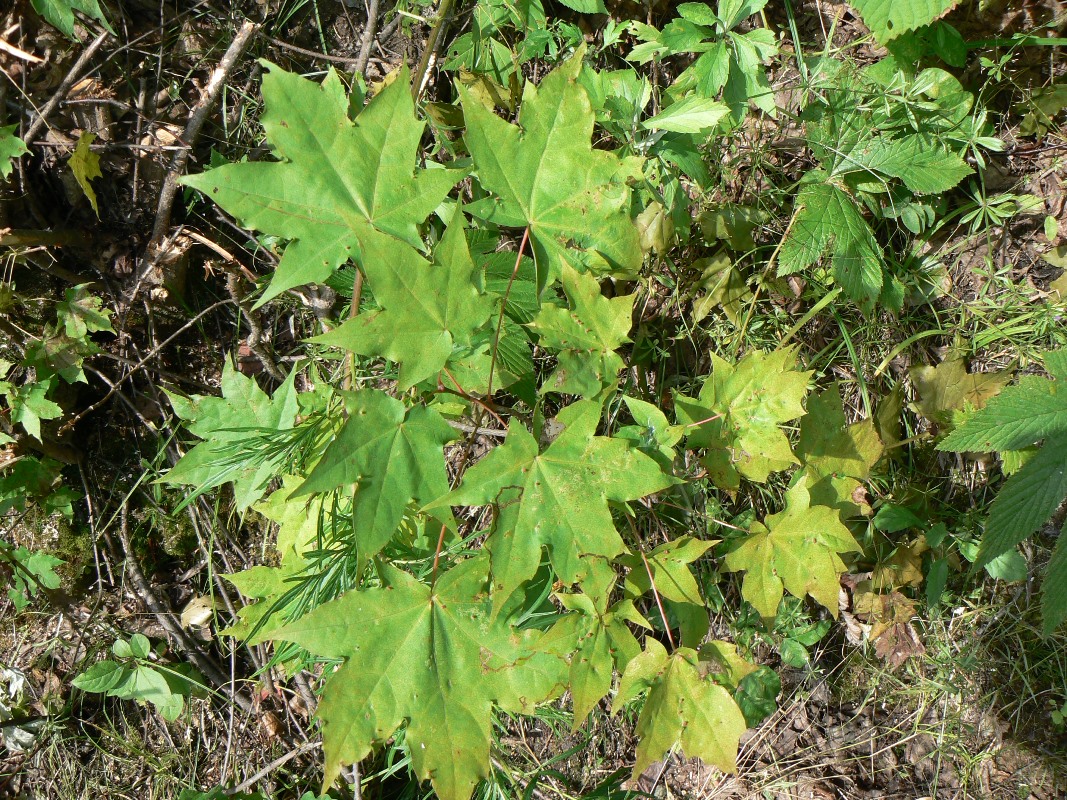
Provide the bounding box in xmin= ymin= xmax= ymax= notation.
xmin=270 ymin=557 xmax=566 ymax=800
xmin=181 ymin=64 xmax=460 ymax=305
xmin=461 ymin=46 xmax=643 ymax=287
xmin=295 ymin=389 xmax=457 ymax=562
xmin=723 ymin=475 xmax=860 ymax=619
xmin=161 ymin=363 xmax=300 ymax=511
xmin=529 ymin=266 xmax=634 ymax=399
xmin=849 ymin=0 xmax=960 ymax=43
xmin=613 ymin=639 xmax=747 ymax=777
xmin=432 ymin=401 xmax=675 ymax=603
xmin=676 ymin=347 xmax=811 ymax=488
xmin=312 ymin=220 xmax=498 ymax=389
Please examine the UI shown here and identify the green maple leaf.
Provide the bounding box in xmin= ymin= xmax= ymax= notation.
xmin=613 ymin=639 xmax=747 ymax=777
xmin=461 ymin=45 xmax=643 ymax=288
xmin=311 ymin=219 xmax=498 ymax=389
xmin=620 ymin=536 xmax=714 ymax=607
xmin=778 ymin=180 xmax=884 ymax=306
xmin=55 ymin=284 xmax=114 ymax=340
xmin=431 ymin=401 xmax=675 ymax=603
xmin=0 ymin=125 xmax=28 ymax=180
xmin=797 ymin=383 xmax=883 ymax=480
xmin=295 ymin=389 xmax=457 ymax=563
xmin=676 ymin=347 xmax=811 ymax=489
xmin=724 ymin=476 xmax=860 ymax=620
xmin=529 ymin=266 xmax=634 ymax=399
xmin=538 ymin=559 xmax=648 ymax=725
xmin=938 ymin=351 xmax=1067 ymax=632
xmin=849 ymin=0 xmax=960 ymax=43
xmin=161 ymin=363 xmax=300 ymax=511
xmin=270 ymin=557 xmax=566 ymax=800
xmin=182 ymin=64 xmax=461 ymax=305
xmin=2 ymin=378 xmax=62 ymax=441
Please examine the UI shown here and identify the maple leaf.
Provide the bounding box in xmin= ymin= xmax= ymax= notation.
xmin=162 ymin=364 xmax=300 ymax=511
xmin=723 ymin=475 xmax=861 ymax=620
xmin=676 ymin=347 xmax=811 ymax=489
xmin=796 ymin=383 xmax=883 ymax=480
xmin=620 ymin=536 xmax=714 ymax=607
xmin=613 ymin=639 xmax=747 ymax=777
xmin=529 ymin=266 xmax=634 ymax=399
xmin=537 ymin=559 xmax=648 ymax=725
xmin=938 ymin=351 xmax=1067 ymax=632
xmin=909 ymin=357 xmax=1012 ymax=425
xmin=431 ymin=401 xmax=675 ymax=603
xmin=461 ymin=45 xmax=643 ymax=287
xmin=182 ymin=64 xmax=461 ymax=305
xmin=270 ymin=557 xmax=566 ymax=800
xmin=311 ymin=219 xmax=498 ymax=389
xmin=295 ymin=389 xmax=457 ymax=563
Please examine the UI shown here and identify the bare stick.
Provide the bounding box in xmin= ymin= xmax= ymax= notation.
xmin=143 ymin=20 xmax=258 ymax=265
xmin=24 ymin=32 xmax=109 ymax=143
xmin=355 ymin=0 xmax=381 ymax=76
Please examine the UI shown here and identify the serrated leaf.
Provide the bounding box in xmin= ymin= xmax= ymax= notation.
xmin=723 ymin=476 xmax=860 ymax=619
xmin=181 ymin=63 xmax=461 ymax=305
xmin=835 ymin=135 xmax=972 ymax=194
xmin=161 ymin=363 xmax=300 ymax=511
xmin=30 ymin=0 xmax=111 ymax=38
xmin=613 ymin=639 xmax=747 ymax=777
xmin=555 ymin=0 xmax=607 ymax=11
xmin=461 ymin=46 xmax=643 ymax=287
xmin=4 ymin=379 xmax=62 ymax=441
xmin=311 ymin=220 xmax=497 ymax=389
xmin=938 ymin=375 xmax=1067 ymax=452
xmin=779 ymin=181 xmax=884 ymax=306
xmin=69 ymin=131 xmax=102 ymax=216
xmin=270 ymin=557 xmax=566 ymax=800
xmin=676 ymin=347 xmax=811 ymax=488
xmin=295 ymin=389 xmax=457 ymax=563
xmin=0 ymin=125 xmax=27 ymax=180
xmin=431 ymin=401 xmax=675 ymax=604
xmin=849 ymin=0 xmax=960 ymax=43
xmin=55 ymin=284 xmax=114 ymax=339
xmin=797 ymin=383 xmax=883 ymax=479
xmin=529 ymin=266 xmax=634 ymax=399
xmin=1042 ymin=532 xmax=1067 ymax=634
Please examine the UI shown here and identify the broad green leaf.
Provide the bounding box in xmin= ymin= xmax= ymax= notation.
xmin=529 ymin=266 xmax=634 ymax=399
xmin=4 ymin=379 xmax=62 ymax=441
xmin=55 ymin=284 xmax=114 ymax=339
xmin=723 ymin=476 xmax=860 ymax=619
xmin=0 ymin=125 xmax=27 ymax=180
xmin=270 ymin=557 xmax=566 ymax=800
xmin=619 ymin=537 xmax=714 ymax=607
xmin=797 ymin=384 xmax=883 ymax=479
xmin=73 ymin=660 xmax=127 ymax=694
xmin=938 ymin=376 xmax=1067 ymax=452
xmin=161 ymin=363 xmax=300 ymax=511
xmin=431 ymin=401 xmax=675 ymax=602
xmin=311 ymin=220 xmax=497 ymax=389
xmin=676 ymin=347 xmax=811 ymax=488
xmin=182 ymin=64 xmax=460 ymax=305
xmin=69 ymin=131 xmax=102 ymax=216
xmin=835 ymin=135 xmax=972 ymax=194
xmin=30 ymin=0 xmax=111 ymax=37
xmin=642 ymin=96 xmax=730 ymax=133
xmin=1042 ymin=532 xmax=1067 ymax=635
xmin=613 ymin=640 xmax=746 ymax=777
xmin=778 ymin=181 xmax=884 ymax=306
xmin=555 ymin=0 xmax=607 ymax=11
xmin=461 ymin=46 xmax=643 ymax=287
xmin=849 ymin=0 xmax=960 ymax=43
xmin=910 ymin=357 xmax=1012 ymax=425
xmin=295 ymin=389 xmax=457 ymax=562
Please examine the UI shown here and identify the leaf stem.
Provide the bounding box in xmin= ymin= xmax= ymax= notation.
xmin=343 ymin=269 xmax=365 ymax=394
xmin=485 ymin=227 xmax=530 ymax=400
xmin=641 ymin=549 xmax=676 ymax=651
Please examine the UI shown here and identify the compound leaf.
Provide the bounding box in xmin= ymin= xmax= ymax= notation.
xmin=723 ymin=475 xmax=860 ymax=619
xmin=613 ymin=639 xmax=747 ymax=777
xmin=182 ymin=63 xmax=460 ymax=305
xmin=529 ymin=266 xmax=634 ymax=399
xmin=432 ymin=401 xmax=675 ymax=603
xmin=938 ymin=375 xmax=1067 ymax=452
xmin=312 ymin=220 xmax=498 ymax=389
xmin=461 ymin=46 xmax=643 ymax=287
xmin=270 ymin=557 xmax=565 ymax=800
xmin=676 ymin=347 xmax=811 ymax=488
xmin=295 ymin=389 xmax=457 ymax=562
